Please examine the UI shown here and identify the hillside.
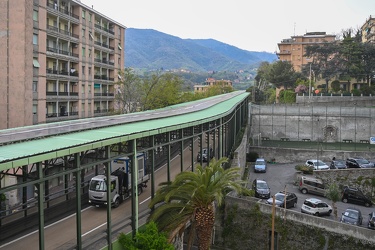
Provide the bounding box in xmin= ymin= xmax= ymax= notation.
xmin=124 ymin=28 xmax=277 ymax=72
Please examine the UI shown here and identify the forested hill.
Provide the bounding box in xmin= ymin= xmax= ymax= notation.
xmin=124 ymin=28 xmax=277 ymax=72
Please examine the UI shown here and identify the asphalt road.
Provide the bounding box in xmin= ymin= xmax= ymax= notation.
xmin=247 ymin=162 xmax=375 ymax=229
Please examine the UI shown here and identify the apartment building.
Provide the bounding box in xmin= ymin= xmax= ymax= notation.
xmin=194 ymin=78 xmax=233 ymax=92
xmin=277 ymin=32 xmax=336 ymax=72
xmin=0 ymin=0 xmax=125 ymax=129
xmin=361 ymin=15 xmax=375 ymax=44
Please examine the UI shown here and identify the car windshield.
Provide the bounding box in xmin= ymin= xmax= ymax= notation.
xmin=335 ymin=160 xmax=345 ymax=167
xmin=89 ymin=180 xmax=107 ymax=192
xmin=257 ymin=182 xmax=268 ymax=189
xmin=314 ymin=160 xmax=325 ymax=166
xmin=356 ymin=159 xmax=369 ymax=164
xmin=256 ymin=160 xmax=266 ymax=165
xmin=344 ymin=210 xmax=359 ymax=219
xmin=275 ymin=193 xmax=285 ymax=202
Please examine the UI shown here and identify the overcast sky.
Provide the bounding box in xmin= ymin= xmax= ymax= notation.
xmin=81 ymin=0 xmax=373 ymax=53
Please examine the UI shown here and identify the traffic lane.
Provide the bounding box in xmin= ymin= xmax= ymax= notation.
xmin=248 ymin=163 xmax=374 ymax=229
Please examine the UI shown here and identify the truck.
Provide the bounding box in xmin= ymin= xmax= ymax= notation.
xmin=88 ymin=153 xmax=150 ymax=208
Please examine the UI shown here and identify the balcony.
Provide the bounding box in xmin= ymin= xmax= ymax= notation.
xmin=47 ymin=47 xmax=79 ymax=58
xmin=46 ymin=2 xmax=79 ymax=20
xmin=46 ymin=25 xmax=79 ymax=40
xmin=46 ymin=68 xmax=79 ymax=77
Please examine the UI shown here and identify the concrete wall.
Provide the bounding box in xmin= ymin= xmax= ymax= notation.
xmin=296 ymin=95 xmax=375 ymax=107
xmin=248 ymin=146 xmax=375 ymax=164
xmin=213 ymin=195 xmax=375 ymax=250
xmin=231 ymin=126 xmax=248 ymax=178
xmin=250 ymin=105 xmax=375 ymax=143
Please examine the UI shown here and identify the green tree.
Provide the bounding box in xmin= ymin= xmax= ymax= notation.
xmin=148 ymin=157 xmax=248 ymax=250
xmin=267 ymin=61 xmax=296 ymax=90
xmin=140 ymin=72 xmax=182 ymax=111
xmin=115 ymin=68 xmax=143 ymax=114
xmin=118 ymin=221 xmax=174 ymax=250
xmin=331 ymin=80 xmax=341 ymax=92
xmin=325 ymin=182 xmax=341 ymax=218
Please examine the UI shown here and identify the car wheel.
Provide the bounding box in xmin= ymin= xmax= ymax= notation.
xmin=365 ymin=202 xmax=371 ymax=207
xmin=301 ymin=188 xmax=308 ymax=194
xmin=293 ymin=202 xmax=297 ymax=208
xmin=137 ymin=186 xmax=143 ymax=196
xmin=314 ymin=212 xmax=319 ymax=216
xmin=329 ymin=210 xmax=332 ymax=215
xmin=113 ymin=198 xmax=120 ymax=208
xmin=342 ymin=198 xmax=348 ymax=203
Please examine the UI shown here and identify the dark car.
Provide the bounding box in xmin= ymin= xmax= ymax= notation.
xmin=340 ymin=207 xmax=363 ymax=226
xmin=330 ymin=159 xmax=347 ymax=169
xmin=368 ymin=211 xmax=375 ymax=229
xmin=266 ymin=191 xmax=298 ymax=209
xmin=346 ymin=157 xmax=374 ymax=168
xmin=252 ymin=179 xmax=271 ymax=199
xmin=342 ymin=186 xmax=373 ymax=207
xmin=196 ymin=148 xmax=213 ymax=162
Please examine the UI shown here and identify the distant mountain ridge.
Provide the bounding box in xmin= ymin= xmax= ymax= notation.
xmin=125 ymin=28 xmax=277 ymax=72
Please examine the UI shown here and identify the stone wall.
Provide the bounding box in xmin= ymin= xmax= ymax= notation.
xmin=248 ymin=146 xmax=375 ymax=164
xmin=250 ymin=104 xmax=375 ymax=143
xmin=212 ymin=195 xmax=375 ymax=250
xmin=296 ymin=95 xmax=375 ymax=107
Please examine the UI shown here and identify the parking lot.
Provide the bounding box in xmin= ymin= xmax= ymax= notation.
xmin=247 ymin=162 xmax=375 ymax=229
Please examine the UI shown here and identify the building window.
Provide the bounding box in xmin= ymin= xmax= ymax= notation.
xmin=88 ymin=67 xmax=91 ymax=75
xmin=33 ymin=81 xmax=38 ymax=92
xmin=33 ymin=34 xmax=38 ymax=45
xmin=82 ymin=28 xmax=85 ymax=38
xmin=82 ymin=66 xmax=85 ymax=75
xmin=33 ymin=10 xmax=38 ymax=21
xmin=82 ymin=47 xmax=86 ymax=57
xmin=33 ymin=104 xmax=37 ymax=115
xmin=88 ymin=49 xmax=91 ymax=57
xmin=89 ymin=13 xmax=92 ymax=22
xmin=33 ymin=58 xmax=40 ymax=68
xmin=82 ymin=10 xmax=86 ymax=19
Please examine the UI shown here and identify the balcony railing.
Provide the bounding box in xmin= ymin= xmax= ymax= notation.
xmin=94 ymin=92 xmax=115 ymax=96
xmin=46 ymin=111 xmax=79 ymax=118
xmin=94 ymin=109 xmax=109 ymax=114
xmin=94 ymin=75 xmax=113 ymax=81
xmin=46 ymin=2 xmax=79 ymax=20
xmin=46 ymin=68 xmax=79 ymax=77
xmin=46 ymin=25 xmax=79 ymax=40
xmin=94 ymin=23 xmax=115 ymax=35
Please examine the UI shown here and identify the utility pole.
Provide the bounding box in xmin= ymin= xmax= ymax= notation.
xmin=309 ymin=62 xmax=312 ymax=99
xmin=271 ymin=195 xmax=275 ymax=250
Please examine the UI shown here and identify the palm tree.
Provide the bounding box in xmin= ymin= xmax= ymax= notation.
xmin=148 ymin=157 xmax=247 ymax=250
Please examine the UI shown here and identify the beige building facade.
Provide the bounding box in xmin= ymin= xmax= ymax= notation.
xmin=277 ymin=32 xmax=336 ymax=72
xmin=0 ymin=0 xmax=125 ymax=129
xmin=194 ymin=78 xmax=233 ymax=92
xmin=361 ymin=15 xmax=375 ymax=44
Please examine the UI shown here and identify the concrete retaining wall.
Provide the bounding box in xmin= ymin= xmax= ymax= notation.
xmin=212 ymin=195 xmax=375 ymax=250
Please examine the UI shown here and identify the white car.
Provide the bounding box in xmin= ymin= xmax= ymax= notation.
xmin=305 ymin=160 xmax=329 ymax=170
xmin=301 ymin=198 xmax=332 ymax=216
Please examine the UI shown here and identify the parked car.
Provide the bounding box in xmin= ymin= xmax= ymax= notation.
xmin=340 ymin=207 xmax=363 ymax=226
xmin=266 ymin=191 xmax=298 ymax=209
xmin=330 ymin=159 xmax=347 ymax=169
xmin=342 ymin=186 xmax=373 ymax=207
xmin=298 ymin=176 xmax=326 ymax=196
xmin=305 ymin=160 xmax=329 ymax=170
xmin=301 ymin=198 xmax=332 ymax=216
xmin=346 ymin=157 xmax=374 ymax=168
xmin=196 ymin=148 xmax=213 ymax=162
xmin=368 ymin=211 xmax=375 ymax=229
xmin=252 ymin=179 xmax=271 ymax=199
xmin=254 ymin=158 xmax=267 ymax=173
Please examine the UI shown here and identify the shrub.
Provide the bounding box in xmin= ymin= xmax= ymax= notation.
xmin=295 ymin=164 xmax=313 ymax=175
xmin=118 ymin=221 xmax=174 ymax=250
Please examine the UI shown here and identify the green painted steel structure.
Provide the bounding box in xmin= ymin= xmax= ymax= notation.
xmin=0 ymin=92 xmax=249 ymax=249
